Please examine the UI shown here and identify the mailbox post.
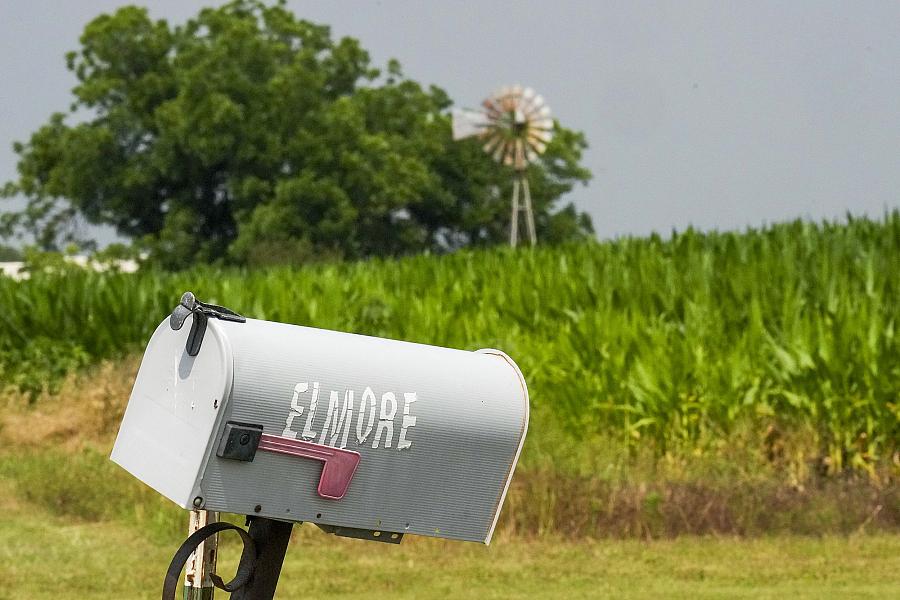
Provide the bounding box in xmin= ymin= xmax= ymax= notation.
xmin=229 ymin=518 xmax=294 ymax=600
xmin=110 ymin=293 xmax=529 ymax=599
xmin=183 ymin=510 xmax=218 ymax=600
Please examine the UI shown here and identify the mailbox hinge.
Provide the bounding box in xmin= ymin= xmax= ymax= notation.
xmin=169 ymin=291 xmax=246 ymax=356
xmin=316 ymin=524 xmax=404 ymax=544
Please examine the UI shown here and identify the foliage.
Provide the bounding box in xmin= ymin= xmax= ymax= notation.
xmin=1 ymin=214 xmax=897 ymax=474
xmin=0 ymin=338 xmax=91 ymax=400
xmin=1 ymin=0 xmax=592 ymax=268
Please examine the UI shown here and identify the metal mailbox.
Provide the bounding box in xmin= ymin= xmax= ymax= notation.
xmin=112 ymin=293 xmax=529 ymax=544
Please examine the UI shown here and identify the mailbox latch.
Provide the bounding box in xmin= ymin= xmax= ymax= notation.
xmin=216 ymin=422 xmax=264 ymax=461
xmin=169 ymin=291 xmax=246 ymax=356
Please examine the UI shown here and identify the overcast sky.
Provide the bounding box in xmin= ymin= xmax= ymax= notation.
xmin=2 ymin=1 xmax=898 ymax=246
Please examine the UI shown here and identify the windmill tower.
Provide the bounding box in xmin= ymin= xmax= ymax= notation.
xmin=452 ymin=85 xmax=554 ymax=247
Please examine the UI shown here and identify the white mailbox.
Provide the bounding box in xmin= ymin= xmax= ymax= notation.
xmin=112 ymin=293 xmax=529 ymax=544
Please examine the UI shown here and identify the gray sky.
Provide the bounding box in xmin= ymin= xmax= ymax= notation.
xmin=2 ymin=1 xmax=899 ymax=246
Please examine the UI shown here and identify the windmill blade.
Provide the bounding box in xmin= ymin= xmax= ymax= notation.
xmin=524 ymin=95 xmax=548 ymax=115
xmin=527 ymin=128 xmax=549 ymax=145
xmin=529 ymin=118 xmax=555 ymax=132
xmin=498 ymin=87 xmax=519 ymax=112
xmin=451 ymin=108 xmax=488 ymax=140
xmin=523 ymin=103 xmax=547 ymax=120
xmin=482 ymin=97 xmax=502 ymax=117
xmin=509 ymin=86 xmax=524 ymax=110
xmin=483 ymin=132 xmax=504 ymax=154
xmin=495 ymin=86 xmax=512 ymax=107
xmin=493 ymin=139 xmax=510 ymax=164
xmin=521 ymin=99 xmax=541 ymax=118
xmin=526 ymin=138 xmax=547 ymax=155
xmin=529 ymin=129 xmax=553 ymax=145
xmin=521 ymin=90 xmax=543 ymax=115
xmin=526 ymin=130 xmax=552 ymax=146
xmin=482 ymin=97 xmax=505 ymax=122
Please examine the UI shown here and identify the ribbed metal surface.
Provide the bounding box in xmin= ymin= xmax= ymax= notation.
xmin=112 ymin=316 xmax=528 ymax=544
xmin=198 ymin=319 xmax=527 ymax=543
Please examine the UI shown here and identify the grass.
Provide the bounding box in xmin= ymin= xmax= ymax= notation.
xmin=1 ymin=493 xmax=898 ymax=600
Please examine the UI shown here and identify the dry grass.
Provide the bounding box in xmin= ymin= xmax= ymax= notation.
xmin=2 ymin=356 xmax=897 ymax=539
xmin=502 ymin=469 xmax=898 ymax=538
xmin=0 ymin=357 xmax=138 ymax=449
xmin=2 ymin=503 xmax=899 ymax=599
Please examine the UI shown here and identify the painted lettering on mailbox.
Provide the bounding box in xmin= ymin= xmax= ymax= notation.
xmin=282 ymin=382 xmax=417 ymax=451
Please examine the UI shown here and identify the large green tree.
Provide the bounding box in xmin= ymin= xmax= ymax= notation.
xmin=2 ymin=1 xmax=592 ymax=268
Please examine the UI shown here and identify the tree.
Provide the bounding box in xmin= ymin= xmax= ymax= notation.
xmin=2 ymin=1 xmax=592 ymax=268
xmin=0 ymin=244 xmax=22 ymax=261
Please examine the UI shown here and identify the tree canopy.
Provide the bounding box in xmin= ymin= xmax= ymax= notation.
xmin=2 ymin=1 xmax=592 ymax=268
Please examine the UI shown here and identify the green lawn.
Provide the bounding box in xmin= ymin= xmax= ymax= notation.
xmin=2 ymin=502 xmax=897 ymax=600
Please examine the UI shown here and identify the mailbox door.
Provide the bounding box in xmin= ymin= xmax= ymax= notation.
xmin=198 ymin=318 xmax=528 ymax=544
xmin=111 ymin=316 xmax=234 ymax=508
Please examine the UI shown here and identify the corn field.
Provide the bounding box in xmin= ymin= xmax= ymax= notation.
xmin=1 ymin=215 xmax=898 ymax=472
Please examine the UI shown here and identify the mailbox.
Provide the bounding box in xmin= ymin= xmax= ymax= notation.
xmin=112 ymin=293 xmax=528 ymax=544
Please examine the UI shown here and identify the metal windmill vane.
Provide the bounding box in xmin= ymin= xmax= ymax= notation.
xmin=452 ymin=84 xmax=554 ymax=247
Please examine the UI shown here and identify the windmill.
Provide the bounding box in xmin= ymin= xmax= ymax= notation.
xmin=452 ymin=85 xmax=554 ymax=247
